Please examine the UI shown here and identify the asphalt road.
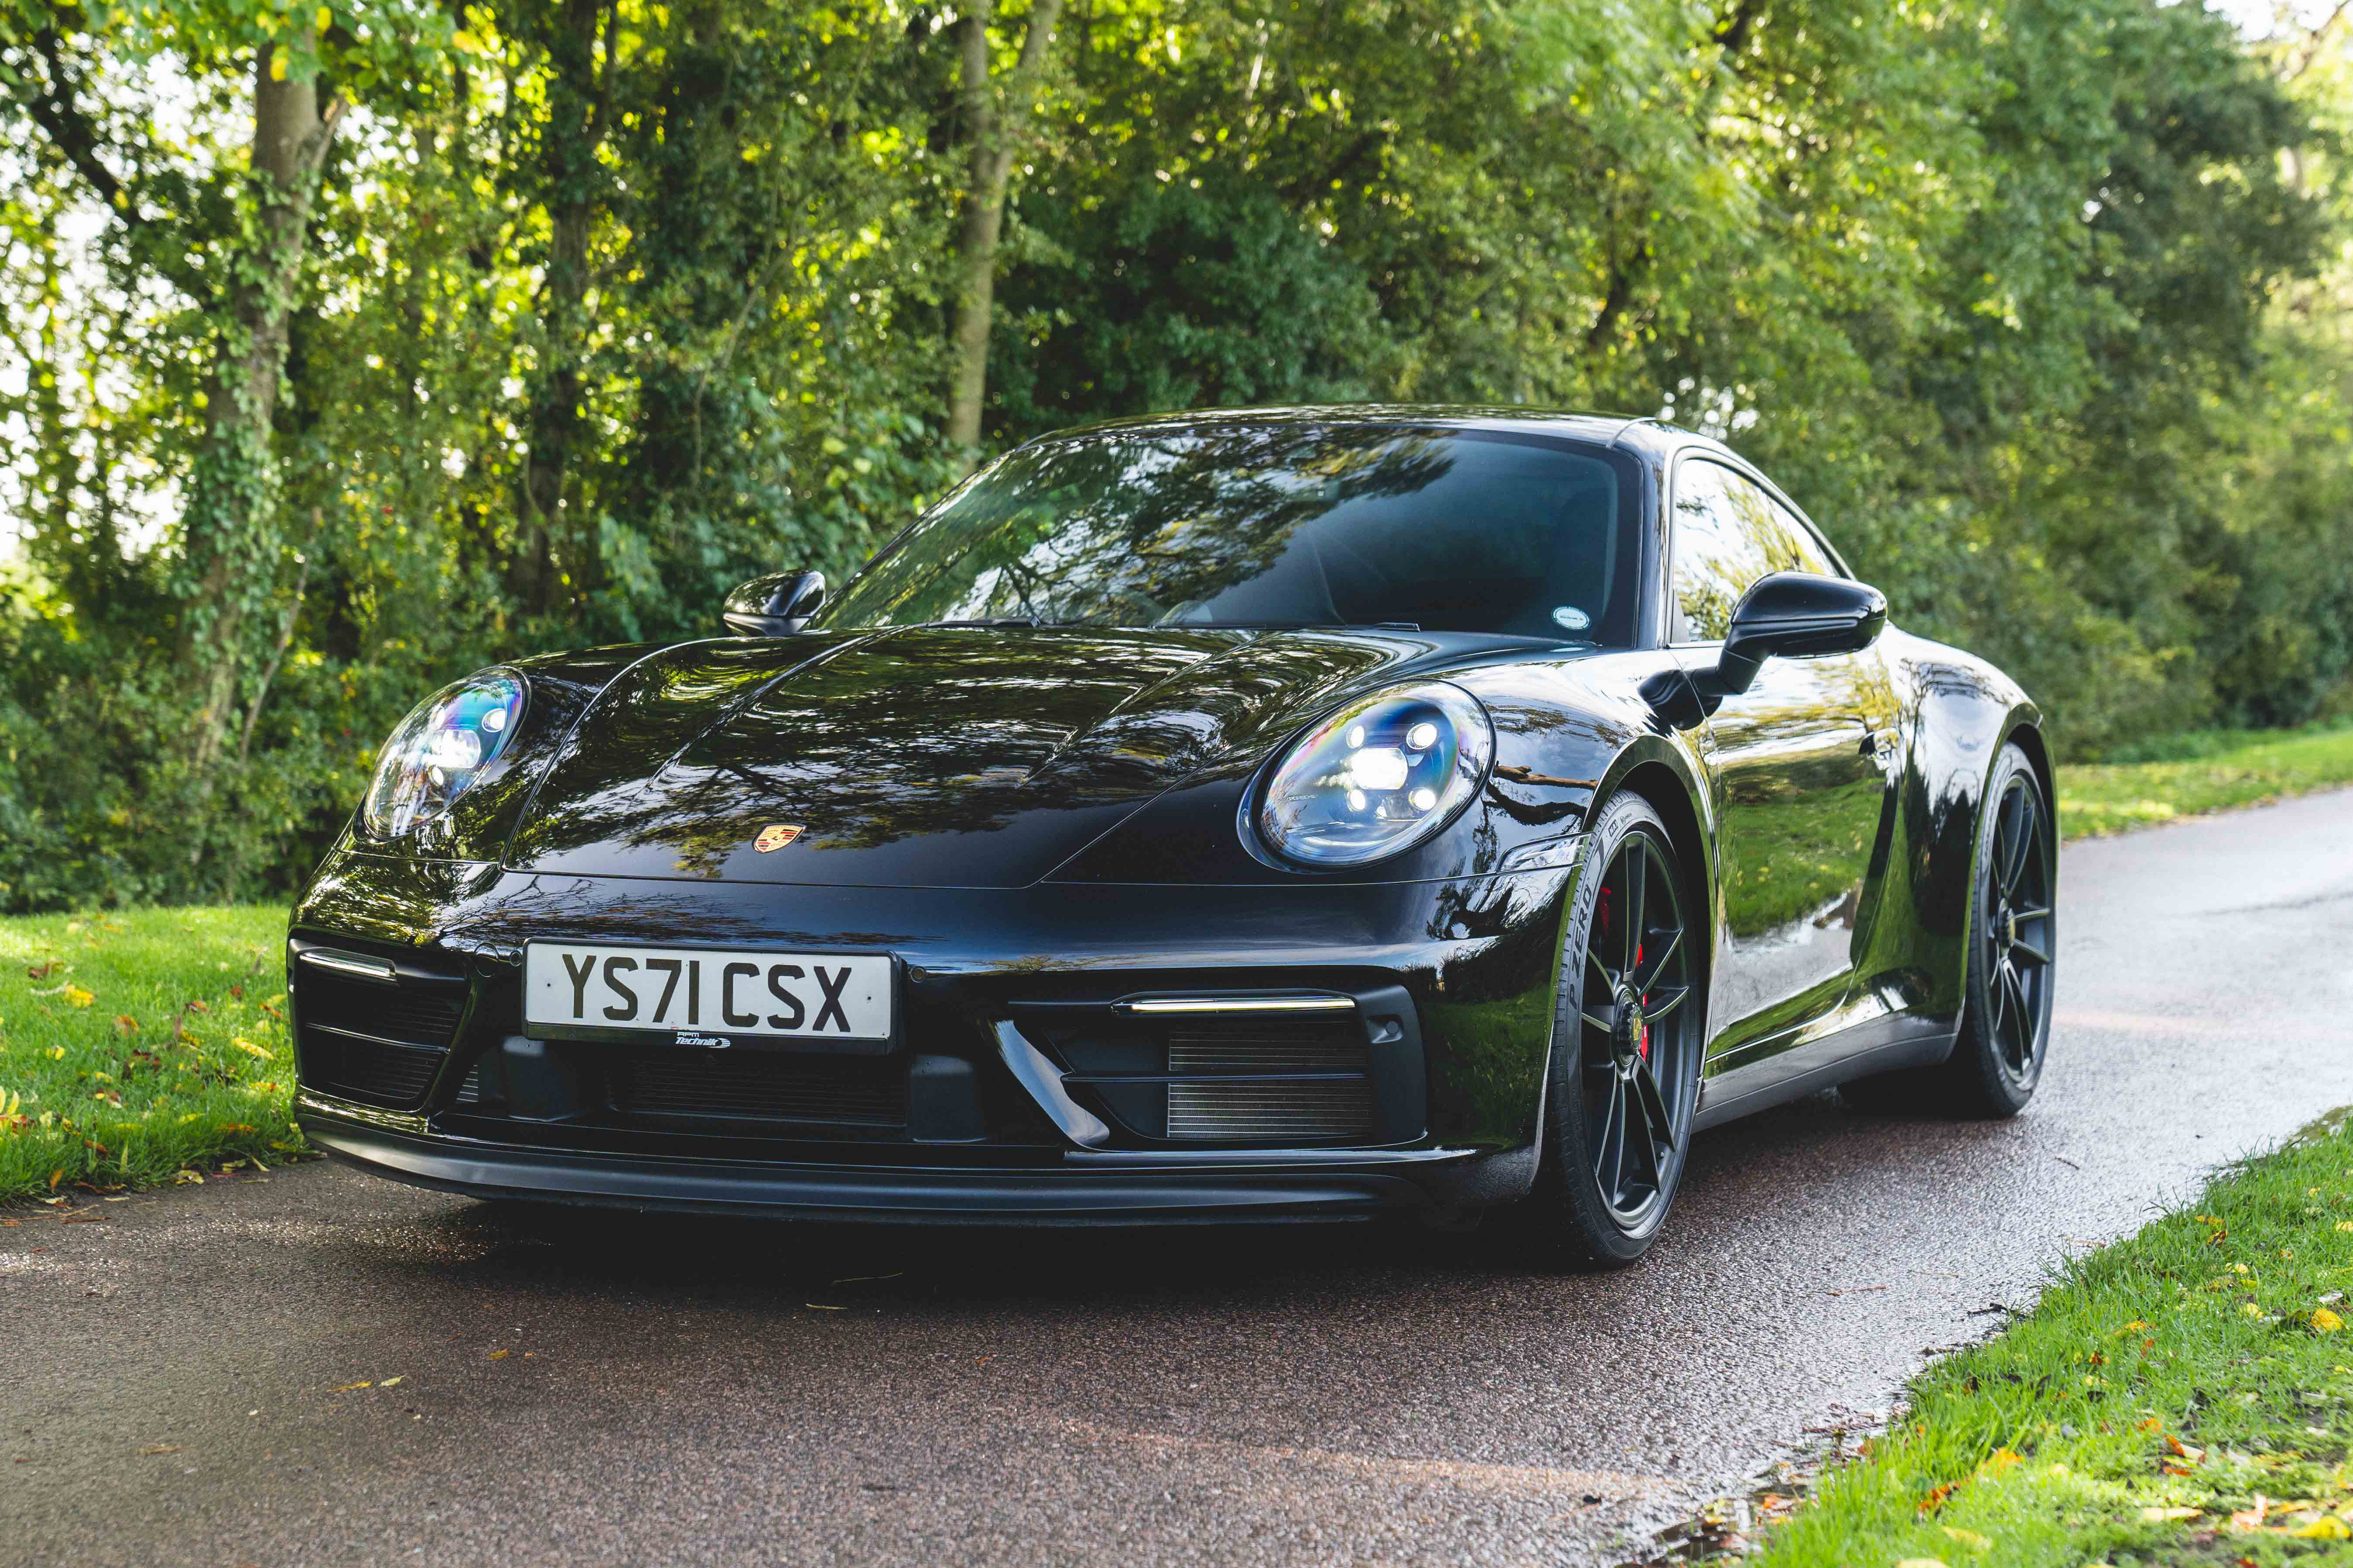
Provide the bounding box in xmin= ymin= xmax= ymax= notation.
xmin=10 ymin=788 xmax=2353 ymax=1568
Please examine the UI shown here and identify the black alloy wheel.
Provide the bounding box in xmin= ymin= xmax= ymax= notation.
xmin=1980 ymin=761 xmax=2055 ymax=1088
xmin=1841 ymin=741 xmax=2054 ymax=1117
xmin=1529 ymin=792 xmax=1704 ymax=1267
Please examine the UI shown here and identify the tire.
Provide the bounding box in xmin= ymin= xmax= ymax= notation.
xmin=1840 ymin=741 xmax=2055 ymax=1118
xmin=1522 ymin=792 xmax=1707 ymax=1268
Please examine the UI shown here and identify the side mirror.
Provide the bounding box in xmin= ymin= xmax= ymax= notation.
xmin=723 ymin=570 xmax=826 ymax=636
xmin=1714 ymin=571 xmax=1887 ymax=695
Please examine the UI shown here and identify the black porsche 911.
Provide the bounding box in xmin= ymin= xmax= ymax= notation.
xmin=290 ymin=407 xmax=2055 ymax=1264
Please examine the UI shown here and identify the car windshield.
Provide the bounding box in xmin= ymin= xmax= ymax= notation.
xmin=817 ymin=422 xmax=1641 ymax=642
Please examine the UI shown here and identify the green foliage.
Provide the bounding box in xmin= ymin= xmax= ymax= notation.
xmin=5 ymin=0 xmax=2353 ymax=910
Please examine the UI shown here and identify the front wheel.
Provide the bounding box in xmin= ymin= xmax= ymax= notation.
xmin=1524 ymin=793 xmax=1705 ymax=1268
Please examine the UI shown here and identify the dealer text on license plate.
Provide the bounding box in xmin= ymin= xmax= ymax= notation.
xmin=523 ymin=943 xmax=892 ymax=1043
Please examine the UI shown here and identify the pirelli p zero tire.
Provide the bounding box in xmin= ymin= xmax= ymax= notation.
xmin=1525 ymin=792 xmax=1706 ymax=1269
xmin=1840 ymin=741 xmax=2054 ymax=1119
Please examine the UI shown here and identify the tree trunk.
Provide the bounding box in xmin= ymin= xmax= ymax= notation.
xmin=184 ymin=33 xmax=343 ymax=769
xmin=945 ymin=0 xmax=1064 ymax=457
xmin=514 ymin=0 xmax=611 ymax=620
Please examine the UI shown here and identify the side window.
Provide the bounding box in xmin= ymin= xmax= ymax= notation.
xmin=1669 ymin=460 xmax=1838 ymax=641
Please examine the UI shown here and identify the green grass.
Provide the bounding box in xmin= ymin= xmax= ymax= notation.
xmin=1748 ymin=1117 xmax=2353 ymax=1565
xmin=2059 ymin=717 xmax=2353 ymax=841
xmin=0 ymin=905 xmax=299 ymax=1204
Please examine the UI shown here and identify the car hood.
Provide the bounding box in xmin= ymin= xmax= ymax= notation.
xmin=501 ymin=625 xmax=1457 ymax=887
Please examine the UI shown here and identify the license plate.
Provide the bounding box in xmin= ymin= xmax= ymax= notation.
xmin=523 ymin=943 xmax=893 ymax=1044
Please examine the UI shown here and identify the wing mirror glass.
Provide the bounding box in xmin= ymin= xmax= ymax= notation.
xmin=723 ymin=570 xmax=826 ymax=636
xmin=1714 ymin=571 xmax=1887 ymax=694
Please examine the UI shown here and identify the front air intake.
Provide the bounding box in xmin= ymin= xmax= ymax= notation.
xmin=1163 ymin=1019 xmax=1377 ymax=1140
xmin=293 ymin=959 xmax=469 ymax=1109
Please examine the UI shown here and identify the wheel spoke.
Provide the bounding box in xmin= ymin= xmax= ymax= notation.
xmin=1625 ymin=1093 xmax=1664 ymax=1190
xmin=2001 ymin=962 xmax=2032 ymax=1067
xmin=2009 ymin=938 xmax=2052 ymax=968
xmin=1594 ymin=1074 xmax=1627 ymax=1204
xmin=1585 ymin=945 xmax=1615 ymax=993
xmin=1620 ymin=840 xmax=1647 ymax=978
xmin=1642 ymin=984 xmax=1692 ymax=1022
xmin=1579 ymin=1008 xmax=1616 ymax=1034
xmin=2000 ymin=787 xmax=2035 ymax=896
xmin=2009 ymin=906 xmax=2052 ymax=925
xmin=1637 ymin=924 xmax=1684 ymax=994
xmin=1632 ymin=1057 xmax=1677 ymax=1149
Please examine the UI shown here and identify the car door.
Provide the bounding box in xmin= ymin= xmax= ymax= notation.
xmin=1666 ymin=456 xmax=1898 ymax=1071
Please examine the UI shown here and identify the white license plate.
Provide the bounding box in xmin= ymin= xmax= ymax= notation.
xmin=523 ymin=943 xmax=893 ymax=1043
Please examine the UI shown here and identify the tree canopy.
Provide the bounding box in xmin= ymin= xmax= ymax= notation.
xmin=2 ymin=0 xmax=2350 ymax=909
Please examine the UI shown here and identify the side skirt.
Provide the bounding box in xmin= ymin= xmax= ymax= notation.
xmin=1691 ymin=1009 xmax=1959 ymax=1132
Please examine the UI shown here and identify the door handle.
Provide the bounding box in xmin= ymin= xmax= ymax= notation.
xmin=1861 ymin=729 xmax=1900 ymax=767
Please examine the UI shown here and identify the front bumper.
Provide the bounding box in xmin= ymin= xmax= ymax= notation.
xmin=289 ymin=848 xmax=1578 ymax=1221
xmin=301 ymin=1111 xmax=1512 ymax=1223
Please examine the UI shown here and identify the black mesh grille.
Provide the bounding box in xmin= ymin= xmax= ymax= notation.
xmin=1164 ymin=1018 xmax=1374 ymax=1141
xmin=300 ymin=970 xmax=464 ymax=1049
xmin=608 ymin=1049 xmax=907 ymax=1127
xmin=304 ymin=1035 xmax=447 ymax=1106
xmin=295 ymin=958 xmax=467 ymax=1109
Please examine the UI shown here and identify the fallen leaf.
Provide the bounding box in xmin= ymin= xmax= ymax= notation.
xmin=327 ymin=1381 xmax=373 ymax=1393
xmin=58 ymin=1210 xmax=106 ymax=1224
xmin=379 ymin=1377 xmax=403 ymax=1388
xmin=2230 ymin=1494 xmax=2271 ymax=1532
xmin=2295 ymin=1516 xmax=2353 ymax=1539
xmin=1942 ymin=1525 xmax=1992 ymax=1548
xmin=487 ymin=1349 xmax=510 ymax=1360
xmin=1985 ymin=1447 xmax=2021 ymax=1471
xmin=2143 ymin=1505 xmax=2203 ymax=1520
xmin=62 ymin=986 xmax=94 ymax=1008
xmin=1919 ymin=1483 xmax=1956 ymax=1513
xmin=2317 ymin=1307 xmax=2344 ymax=1333
xmin=2167 ymin=1435 xmax=2206 ymax=1463
xmin=138 ymin=1445 xmax=181 ymax=1455
xmin=112 ymin=1015 xmax=137 ymax=1036
xmin=1893 ymin=1560 xmax=1951 ymax=1568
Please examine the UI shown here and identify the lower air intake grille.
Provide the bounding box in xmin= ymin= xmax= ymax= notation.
xmin=1163 ymin=1020 xmax=1376 ymax=1141
xmin=295 ymin=960 xmax=467 ymax=1109
xmin=609 ymin=1050 xmax=907 ymax=1128
xmin=305 ymin=1035 xmax=447 ymax=1106
xmin=299 ymin=970 xmax=463 ymax=1047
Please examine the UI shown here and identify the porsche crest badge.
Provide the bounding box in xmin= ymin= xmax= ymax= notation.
xmin=753 ymin=823 xmax=804 ymax=853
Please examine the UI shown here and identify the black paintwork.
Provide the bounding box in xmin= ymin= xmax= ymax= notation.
xmin=291 ymin=407 xmax=2047 ymax=1223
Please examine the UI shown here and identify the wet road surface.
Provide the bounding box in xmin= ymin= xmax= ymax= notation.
xmin=9 ymin=788 xmax=2353 ymax=1567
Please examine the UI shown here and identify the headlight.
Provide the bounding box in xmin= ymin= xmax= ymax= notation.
xmin=1255 ymin=682 xmax=1494 ymax=867
xmin=362 ymin=669 xmax=529 ymax=837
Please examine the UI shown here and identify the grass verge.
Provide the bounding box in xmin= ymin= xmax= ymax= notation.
xmin=0 ymin=905 xmax=299 ymax=1204
xmin=1742 ymin=1115 xmax=2353 ymax=1565
xmin=2059 ymin=717 xmax=2353 ymax=840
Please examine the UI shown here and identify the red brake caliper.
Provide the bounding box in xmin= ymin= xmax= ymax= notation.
xmin=1636 ymin=940 xmax=1649 ymax=1061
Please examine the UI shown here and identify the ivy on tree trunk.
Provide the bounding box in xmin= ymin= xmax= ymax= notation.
xmin=183 ymin=31 xmax=345 ymax=770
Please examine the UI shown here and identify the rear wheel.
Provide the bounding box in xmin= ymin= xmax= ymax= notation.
xmin=1525 ymin=793 xmax=1705 ymax=1268
xmin=1840 ymin=741 xmax=2054 ymax=1117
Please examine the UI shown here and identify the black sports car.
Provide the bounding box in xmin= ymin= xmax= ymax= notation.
xmin=291 ymin=408 xmax=2055 ymax=1264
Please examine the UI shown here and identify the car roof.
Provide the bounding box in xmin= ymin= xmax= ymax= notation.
xmin=1026 ymin=404 xmax=1648 ymax=448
